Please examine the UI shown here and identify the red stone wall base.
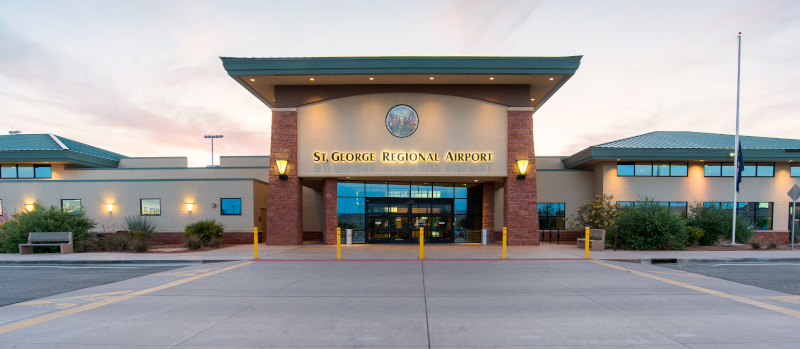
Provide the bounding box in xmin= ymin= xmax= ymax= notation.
xmin=322 ymin=178 xmax=338 ymax=245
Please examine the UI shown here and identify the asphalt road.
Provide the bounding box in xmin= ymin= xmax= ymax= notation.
xmin=0 ymin=264 xmax=185 ymax=307
xmin=662 ymin=262 xmax=800 ymax=295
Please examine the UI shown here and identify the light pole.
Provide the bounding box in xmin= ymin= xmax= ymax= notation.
xmin=204 ymin=134 xmax=224 ymax=166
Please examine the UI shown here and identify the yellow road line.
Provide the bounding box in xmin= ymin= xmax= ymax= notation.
xmin=0 ymin=261 xmax=253 ymax=335
xmin=590 ymin=260 xmax=800 ymax=319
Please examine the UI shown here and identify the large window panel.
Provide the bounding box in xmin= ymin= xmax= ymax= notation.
xmin=635 ymin=162 xmax=652 ymax=176
xmin=756 ymin=163 xmax=774 ymax=177
xmin=0 ymin=165 xmax=16 ymax=178
xmin=617 ymin=162 xmax=634 ymax=176
xmin=337 ymin=181 xmax=364 ymax=198
xmin=410 ymin=182 xmax=432 ymax=198
xmin=221 ymin=198 xmax=242 ymax=215
xmin=704 ymin=163 xmax=721 ymax=177
xmin=537 ymin=203 xmax=565 ymax=230
xmin=721 ymin=163 xmax=735 ymax=177
xmin=670 ymin=163 xmax=688 ymax=176
xmin=703 ymin=201 xmax=773 ymax=229
xmin=140 ymin=199 xmax=161 ymax=216
xmin=17 ymin=164 xmax=34 ymax=178
xmin=34 ymin=165 xmax=51 ymax=178
xmin=387 ymin=182 xmax=410 ymax=198
xmin=337 ymin=197 xmax=364 ymax=214
xmin=365 ymin=182 xmax=388 ymax=197
xmin=741 ymin=163 xmax=757 ymax=177
xmin=791 ymin=163 xmax=800 ymax=177
xmin=653 ymin=163 xmax=670 ymax=176
xmin=432 ymin=183 xmax=454 ymax=198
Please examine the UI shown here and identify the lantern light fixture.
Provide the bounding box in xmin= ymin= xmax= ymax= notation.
xmin=516 ymin=159 xmax=530 ymax=179
xmin=275 ymin=159 xmax=289 ymax=179
xmin=25 ymin=203 xmax=34 ymax=211
xmin=106 ymin=204 xmax=114 ymax=212
xmin=186 ymin=203 xmax=194 ymax=212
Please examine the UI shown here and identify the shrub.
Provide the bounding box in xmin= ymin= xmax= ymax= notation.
xmin=208 ymin=236 xmax=223 ymax=248
xmin=686 ymin=202 xmax=754 ymax=245
xmin=686 ymin=227 xmax=706 ymax=247
xmin=184 ymin=235 xmax=204 ymax=250
xmin=568 ymin=193 xmax=620 ymax=231
xmin=131 ymin=238 xmax=150 ymax=252
xmin=183 ymin=219 xmax=225 ymax=244
xmin=749 ymin=241 xmax=762 ymax=249
xmin=0 ymin=201 xmax=97 ymax=253
xmin=123 ymin=216 xmax=158 ymax=238
xmin=101 ymin=233 xmax=134 ymax=251
xmin=767 ymin=241 xmax=778 ymax=249
xmin=615 ymin=197 xmax=688 ymax=250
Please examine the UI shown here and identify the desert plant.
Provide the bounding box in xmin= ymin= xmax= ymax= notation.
xmin=123 ymin=216 xmax=158 ymax=238
xmin=568 ymin=193 xmax=620 ymax=231
xmin=208 ymin=236 xmax=223 ymax=248
xmin=0 ymin=201 xmax=97 ymax=253
xmin=184 ymin=235 xmax=204 ymax=250
xmin=183 ymin=219 xmax=225 ymax=244
xmin=131 ymin=238 xmax=150 ymax=252
xmin=767 ymin=241 xmax=778 ymax=249
xmin=614 ymin=197 xmax=688 ymax=250
xmin=686 ymin=202 xmax=754 ymax=245
xmin=686 ymin=227 xmax=706 ymax=247
xmin=749 ymin=241 xmax=762 ymax=249
xmin=101 ymin=233 xmax=133 ymax=251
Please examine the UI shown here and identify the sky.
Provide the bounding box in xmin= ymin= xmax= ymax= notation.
xmin=1 ymin=0 xmax=798 ymax=167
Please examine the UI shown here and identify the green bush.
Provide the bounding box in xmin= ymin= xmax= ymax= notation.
xmin=0 ymin=201 xmax=97 ymax=253
xmin=686 ymin=202 xmax=753 ymax=245
xmin=686 ymin=227 xmax=706 ymax=247
xmin=123 ymin=216 xmax=158 ymax=238
xmin=101 ymin=233 xmax=134 ymax=251
xmin=183 ymin=219 xmax=225 ymax=245
xmin=184 ymin=235 xmax=204 ymax=250
xmin=568 ymin=193 xmax=620 ymax=231
xmin=615 ymin=197 xmax=688 ymax=250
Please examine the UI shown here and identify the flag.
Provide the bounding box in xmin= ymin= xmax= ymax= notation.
xmin=736 ymin=140 xmax=744 ymax=192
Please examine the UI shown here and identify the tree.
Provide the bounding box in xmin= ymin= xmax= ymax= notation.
xmin=568 ymin=193 xmax=620 ymax=231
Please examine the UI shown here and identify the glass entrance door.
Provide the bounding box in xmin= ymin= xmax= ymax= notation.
xmin=366 ymin=198 xmax=454 ymax=244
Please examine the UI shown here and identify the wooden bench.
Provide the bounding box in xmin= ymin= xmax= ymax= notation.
xmin=576 ymin=229 xmax=606 ymax=251
xmin=19 ymin=232 xmax=73 ymax=254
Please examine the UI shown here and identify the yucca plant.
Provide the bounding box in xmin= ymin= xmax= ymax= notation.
xmin=123 ymin=215 xmax=158 ymax=238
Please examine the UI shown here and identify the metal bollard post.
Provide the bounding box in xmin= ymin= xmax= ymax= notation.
xmin=419 ymin=227 xmax=424 ymax=259
xmin=502 ymin=227 xmax=507 ymax=259
xmin=336 ymin=227 xmax=341 ymax=260
xmin=253 ymin=227 xmax=259 ymax=259
xmin=584 ymin=227 xmax=590 ymax=259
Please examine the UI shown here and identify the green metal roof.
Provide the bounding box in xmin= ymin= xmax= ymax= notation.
xmin=563 ymin=131 xmax=800 ymax=168
xmin=220 ymin=56 xmax=583 ymax=76
xmin=0 ymin=134 xmax=127 ymax=168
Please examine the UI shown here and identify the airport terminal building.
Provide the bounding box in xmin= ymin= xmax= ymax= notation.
xmin=1 ymin=56 xmax=799 ymax=245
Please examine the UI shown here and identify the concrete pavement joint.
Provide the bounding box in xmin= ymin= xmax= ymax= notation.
xmin=421 ymin=261 xmax=431 ymax=349
xmin=0 ymin=261 xmax=254 ymax=335
xmin=591 ymin=260 xmax=800 ymax=319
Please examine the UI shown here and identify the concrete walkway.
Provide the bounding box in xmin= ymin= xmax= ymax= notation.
xmin=2 ymin=259 xmax=800 ymax=348
xmin=0 ymin=242 xmax=798 ymax=263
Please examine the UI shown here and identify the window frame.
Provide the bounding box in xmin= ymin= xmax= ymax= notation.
xmin=791 ymin=163 xmax=800 ymax=177
xmin=220 ymin=198 xmax=242 ymax=216
xmin=537 ymin=203 xmax=566 ymax=230
xmin=702 ymin=201 xmax=774 ymax=230
xmin=0 ymin=164 xmax=52 ymax=179
xmin=617 ymin=162 xmax=688 ymax=177
xmin=140 ymin=198 xmax=162 ymax=216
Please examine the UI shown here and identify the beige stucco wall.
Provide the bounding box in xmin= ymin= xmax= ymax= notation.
xmin=296 ymin=93 xmax=508 ymax=180
xmin=221 ymin=156 xmax=270 ymax=167
xmin=0 ymin=179 xmax=261 ymax=233
xmin=302 ymin=186 xmax=324 ymax=232
xmin=596 ymin=161 xmax=800 ymax=230
xmin=119 ymin=157 xmax=187 ymax=168
xmin=56 ymin=166 xmax=269 ymax=182
xmin=536 ymin=156 xmax=567 ymax=170
xmin=537 ymin=169 xmax=595 ymax=225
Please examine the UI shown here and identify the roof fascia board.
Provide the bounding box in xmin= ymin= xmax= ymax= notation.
xmin=229 ymin=75 xmax=275 ymax=109
xmin=564 ymin=148 xmax=800 ymax=168
xmin=0 ymin=150 xmax=119 ymax=168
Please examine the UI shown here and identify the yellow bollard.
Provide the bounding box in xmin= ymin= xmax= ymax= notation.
xmin=419 ymin=227 xmax=424 ymax=259
xmin=584 ymin=226 xmax=590 ymax=259
xmin=502 ymin=227 xmax=507 ymax=259
xmin=336 ymin=227 xmax=341 ymax=260
xmin=253 ymin=227 xmax=259 ymax=259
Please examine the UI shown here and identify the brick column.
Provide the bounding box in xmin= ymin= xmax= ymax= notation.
xmin=266 ymin=110 xmax=303 ymax=245
xmin=322 ymin=178 xmax=338 ymax=245
xmin=503 ymin=109 xmax=540 ymax=245
xmin=482 ymin=182 xmax=495 ymax=243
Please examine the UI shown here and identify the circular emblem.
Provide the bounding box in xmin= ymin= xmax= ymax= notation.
xmin=385 ymin=105 xmax=418 ymax=138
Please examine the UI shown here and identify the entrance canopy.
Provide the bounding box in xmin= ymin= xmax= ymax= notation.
xmin=220 ymin=56 xmax=582 ymax=110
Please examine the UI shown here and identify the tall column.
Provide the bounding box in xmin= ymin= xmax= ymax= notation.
xmin=267 ymin=109 xmax=303 ymax=245
xmin=322 ymin=178 xmax=338 ymax=245
xmin=503 ymin=108 xmax=540 ymax=245
xmin=482 ymin=182 xmax=495 ymax=243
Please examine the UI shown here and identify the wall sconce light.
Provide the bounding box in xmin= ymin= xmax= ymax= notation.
xmin=24 ymin=203 xmax=34 ymax=211
xmin=106 ymin=204 xmax=114 ymax=212
xmin=516 ymin=159 xmax=530 ymax=179
xmin=186 ymin=203 xmax=194 ymax=212
xmin=275 ymin=159 xmax=289 ymax=180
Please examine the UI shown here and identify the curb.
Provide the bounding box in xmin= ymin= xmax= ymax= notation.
xmin=0 ymin=260 xmax=234 ymax=265
xmin=602 ymin=257 xmax=800 ymax=264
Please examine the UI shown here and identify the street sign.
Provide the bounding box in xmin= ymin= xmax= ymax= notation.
xmin=789 ymin=184 xmax=800 ymax=202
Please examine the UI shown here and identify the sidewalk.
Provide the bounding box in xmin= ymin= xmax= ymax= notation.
xmin=0 ymin=242 xmax=798 ymax=263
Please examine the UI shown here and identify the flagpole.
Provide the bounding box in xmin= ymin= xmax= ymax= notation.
xmin=731 ymin=32 xmax=742 ymax=245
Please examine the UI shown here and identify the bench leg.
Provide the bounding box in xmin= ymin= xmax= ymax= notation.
xmin=19 ymin=245 xmax=33 ymax=254
xmin=60 ymin=243 xmax=73 ymax=254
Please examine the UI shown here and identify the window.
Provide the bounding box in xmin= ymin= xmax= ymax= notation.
xmin=704 ymin=163 xmax=774 ymax=177
xmin=140 ymin=199 xmax=161 ymax=216
xmin=792 ymin=163 xmax=800 ymax=177
xmin=538 ymin=203 xmax=565 ymax=230
xmin=61 ymin=199 xmax=81 ymax=214
xmin=0 ymin=164 xmax=51 ymax=179
xmin=617 ymin=162 xmax=687 ymax=177
xmin=0 ymin=199 xmax=3 ymax=214
xmin=617 ymin=201 xmax=686 ymax=215
xmin=221 ymin=198 xmax=242 ymax=215
xmin=703 ymin=202 xmax=773 ymax=230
